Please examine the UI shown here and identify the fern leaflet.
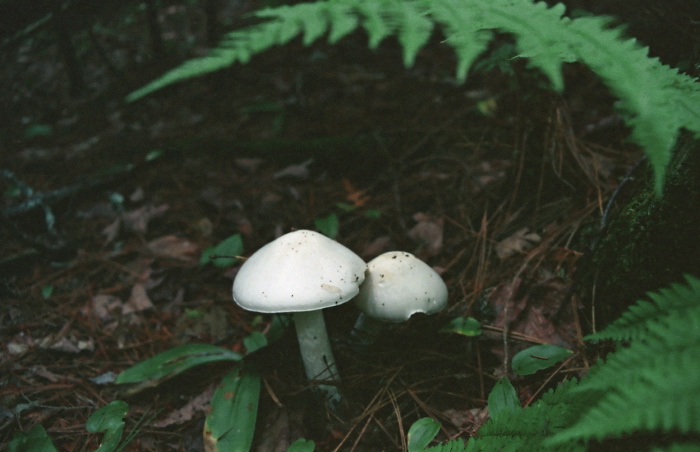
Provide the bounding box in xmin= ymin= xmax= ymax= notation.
xmin=587 ymin=275 xmax=700 ymax=342
xmin=125 ymin=0 xmax=700 ymax=195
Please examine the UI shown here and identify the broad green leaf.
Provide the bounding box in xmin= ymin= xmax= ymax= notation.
xmin=244 ymin=331 xmax=268 ymax=353
xmin=512 ymin=344 xmax=573 ymax=375
xmin=488 ymin=377 xmax=521 ymax=419
xmin=201 ymin=234 xmax=244 ymax=268
xmin=314 ymin=213 xmax=339 ymax=239
xmin=287 ymin=438 xmax=316 ymax=452
xmin=440 ymin=317 xmax=482 ymax=336
xmin=8 ymin=424 xmax=58 ymax=452
xmin=86 ymin=400 xmax=129 ymax=452
xmin=407 ymin=417 xmax=441 ymax=452
xmin=115 ymin=343 xmax=242 ymax=384
xmin=204 ymin=368 xmax=261 ymax=452
xmin=200 ymin=245 xmax=216 ymax=265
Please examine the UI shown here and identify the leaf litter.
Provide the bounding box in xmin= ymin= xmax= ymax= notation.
xmin=0 ymin=3 xmax=642 ymax=450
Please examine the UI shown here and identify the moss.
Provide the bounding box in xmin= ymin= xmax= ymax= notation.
xmin=587 ymin=135 xmax=700 ymax=325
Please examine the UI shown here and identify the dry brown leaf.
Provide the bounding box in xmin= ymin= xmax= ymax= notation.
xmin=360 ymin=236 xmax=393 ymax=259
xmin=147 ymin=235 xmax=199 ymax=263
xmin=122 ymin=204 xmax=169 ymax=233
xmin=83 ymin=294 xmax=123 ymax=322
xmin=273 ymin=158 xmax=313 ymax=180
xmin=123 ymin=283 xmax=153 ymax=314
xmin=408 ymin=212 xmax=444 ymax=257
xmin=152 ymin=386 xmax=215 ymax=428
xmin=495 ymin=228 xmax=541 ymax=260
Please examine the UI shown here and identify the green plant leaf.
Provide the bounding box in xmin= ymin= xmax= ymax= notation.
xmin=200 ymin=234 xmax=244 ymax=268
xmin=488 ymin=377 xmax=521 ymax=419
xmin=203 ymin=368 xmax=261 ymax=452
xmin=24 ymin=124 xmax=52 ymax=138
xmin=363 ymin=209 xmax=381 ymax=219
xmin=41 ymin=285 xmax=53 ymax=299
xmin=287 ymin=438 xmax=316 ymax=452
xmin=86 ymin=400 xmax=129 ymax=452
xmin=512 ymin=344 xmax=573 ymax=375
xmin=243 ymin=331 xmax=268 ymax=353
xmin=314 ymin=213 xmax=339 ymax=239
xmin=440 ymin=317 xmax=482 ymax=336
xmin=8 ymin=424 xmax=58 ymax=452
xmin=408 ymin=417 xmax=441 ymax=452
xmin=115 ymin=343 xmax=242 ymax=384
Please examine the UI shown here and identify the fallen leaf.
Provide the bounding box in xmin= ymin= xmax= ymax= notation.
xmin=495 ymin=228 xmax=541 ymax=260
xmin=83 ymin=294 xmax=123 ymax=322
xmin=152 ymin=386 xmax=215 ymax=427
xmin=360 ymin=236 xmax=393 ymax=259
xmin=102 ymin=218 xmax=121 ymax=243
xmin=235 ymin=158 xmax=264 ymax=173
xmin=147 ymin=235 xmax=199 ymax=263
xmin=273 ymin=158 xmax=314 ymax=180
xmin=342 ymin=178 xmax=370 ymax=207
xmin=122 ymin=204 xmax=169 ymax=233
xmin=6 ymin=334 xmax=35 ymax=355
xmin=44 ymin=335 xmax=95 ymax=353
xmin=408 ymin=212 xmax=444 ymax=257
xmin=123 ymin=283 xmax=153 ymax=314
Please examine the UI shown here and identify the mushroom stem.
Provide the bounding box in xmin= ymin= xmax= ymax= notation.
xmin=292 ymin=310 xmax=341 ymax=407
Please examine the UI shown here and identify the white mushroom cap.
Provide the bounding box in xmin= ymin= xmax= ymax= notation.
xmin=354 ymin=251 xmax=448 ymax=322
xmin=232 ymin=229 xmax=366 ymax=313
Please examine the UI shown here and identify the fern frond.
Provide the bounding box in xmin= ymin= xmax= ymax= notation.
xmin=465 ymin=378 xmax=589 ymax=451
xmin=126 ymin=0 xmax=700 ymax=194
xmin=546 ymin=279 xmax=700 ymax=444
xmin=587 ymin=275 xmax=700 ymax=341
xmin=548 ymin=346 xmax=700 ymax=443
xmin=425 ymin=439 xmax=467 ymax=452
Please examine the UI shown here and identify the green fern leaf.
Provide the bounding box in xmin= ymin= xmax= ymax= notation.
xmin=429 ymin=2 xmax=493 ymax=82
xmin=547 ymin=278 xmax=700 ymax=444
xmin=395 ymin=2 xmax=433 ymax=67
xmin=327 ymin=4 xmax=360 ymax=44
xmin=548 ymin=347 xmax=700 ymax=443
xmin=466 ymin=378 xmax=589 ymax=451
xmin=425 ymin=439 xmax=467 ymax=452
xmin=125 ymin=0 xmax=700 ymax=195
xmin=587 ymin=275 xmax=700 ymax=342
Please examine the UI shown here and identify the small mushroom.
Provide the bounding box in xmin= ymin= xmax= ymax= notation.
xmin=350 ymin=251 xmax=448 ymax=346
xmin=232 ymin=229 xmax=366 ymax=406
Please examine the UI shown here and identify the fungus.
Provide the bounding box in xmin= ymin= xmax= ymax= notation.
xmin=232 ymin=229 xmax=366 ymax=406
xmin=350 ymin=251 xmax=448 ymax=346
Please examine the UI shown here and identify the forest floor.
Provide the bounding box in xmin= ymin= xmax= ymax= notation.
xmin=0 ymin=2 xmax=644 ymax=451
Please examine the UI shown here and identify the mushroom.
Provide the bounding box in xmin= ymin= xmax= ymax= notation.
xmin=350 ymin=251 xmax=448 ymax=346
xmin=232 ymin=229 xmax=366 ymax=406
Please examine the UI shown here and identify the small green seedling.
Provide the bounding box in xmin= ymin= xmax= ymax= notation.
xmin=41 ymin=285 xmax=54 ymax=299
xmin=200 ymin=234 xmax=244 ymax=268
xmin=8 ymin=424 xmax=58 ymax=452
xmin=488 ymin=377 xmax=521 ymax=419
xmin=314 ymin=213 xmax=339 ymax=239
xmin=407 ymin=417 xmax=441 ymax=452
xmin=86 ymin=400 xmax=129 ymax=452
xmin=511 ymin=344 xmax=573 ymax=375
xmin=287 ymin=438 xmax=316 ymax=452
xmin=440 ymin=316 xmax=482 ymax=336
